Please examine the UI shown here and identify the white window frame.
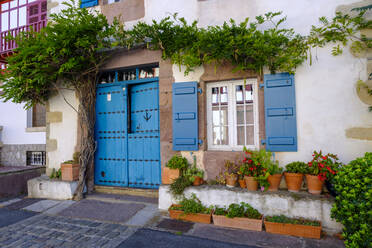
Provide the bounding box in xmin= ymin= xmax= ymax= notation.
xmin=206 ymin=79 xmax=259 ymax=151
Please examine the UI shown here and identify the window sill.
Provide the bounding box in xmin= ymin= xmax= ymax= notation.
xmin=25 ymin=127 xmax=46 ymax=133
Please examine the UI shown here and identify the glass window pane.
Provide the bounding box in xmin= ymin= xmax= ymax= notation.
xmin=19 ymin=7 xmax=26 ymax=26
xmin=221 ymin=126 xmax=229 ymax=145
xmin=28 ymin=0 xmax=36 ymax=3
xmin=2 ymin=12 xmax=9 ymax=31
xmin=10 ymin=0 xmax=17 ymax=8
xmin=212 ymin=106 xmax=220 ymax=126
xmin=237 ymin=126 xmax=245 ymax=145
xmin=220 ymin=86 xmax=228 ymax=104
xmin=245 ymin=84 xmax=253 ymax=103
xmin=236 ymin=105 xmax=244 ymax=125
xmin=246 ymin=105 xmax=254 ymax=124
xmin=213 ymin=126 xmax=220 ymax=145
xmin=212 ymin=87 xmax=219 ymax=105
xmin=19 ymin=0 xmax=26 ymax=5
xmin=236 ymin=85 xmax=243 ymax=104
xmin=2 ymin=2 xmax=9 ymax=11
xmin=246 ymin=126 xmax=254 ymax=145
xmin=10 ymin=9 xmax=17 ymax=29
xmin=220 ymin=106 xmax=228 ymax=126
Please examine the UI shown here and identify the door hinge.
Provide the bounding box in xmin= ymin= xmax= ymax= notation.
xmin=261 ymin=139 xmax=266 ymax=145
xmin=198 ymin=139 xmax=203 ymax=145
xmin=197 ymin=88 xmax=202 ymax=94
xmin=259 ymin=83 xmax=265 ymax=89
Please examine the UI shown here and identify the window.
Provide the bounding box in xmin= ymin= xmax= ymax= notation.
xmin=26 ymin=151 xmax=45 ymax=166
xmin=207 ymin=79 xmax=259 ymax=150
xmin=27 ymin=103 xmax=46 ymax=128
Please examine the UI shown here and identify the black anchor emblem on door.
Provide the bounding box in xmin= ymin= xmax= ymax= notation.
xmin=143 ymin=110 xmax=152 ymax=122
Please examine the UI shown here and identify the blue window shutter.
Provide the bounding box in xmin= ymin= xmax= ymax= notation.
xmin=172 ymin=82 xmax=199 ymax=151
xmin=264 ymin=73 xmax=297 ymax=152
xmin=80 ymin=0 xmax=98 ymax=8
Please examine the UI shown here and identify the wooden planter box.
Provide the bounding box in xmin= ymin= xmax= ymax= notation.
xmin=264 ymin=220 xmax=322 ymax=239
xmin=61 ymin=163 xmax=80 ymax=181
xmin=161 ymin=167 xmax=180 ymax=185
xmin=213 ymin=214 xmax=263 ymax=231
xmin=169 ymin=205 xmax=212 ymax=224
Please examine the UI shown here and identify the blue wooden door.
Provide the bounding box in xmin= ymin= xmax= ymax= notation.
xmin=95 ymin=85 xmax=128 ymax=187
xmin=128 ymin=82 xmax=161 ymax=188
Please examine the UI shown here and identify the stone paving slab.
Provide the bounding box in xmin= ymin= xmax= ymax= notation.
xmin=5 ymin=198 xmax=44 ymax=210
xmin=188 ymin=223 xmax=345 ymax=248
xmin=117 ymin=228 xmax=258 ymax=248
xmin=58 ymin=199 xmax=146 ymax=223
xmin=0 ymin=208 xmax=37 ymax=228
xmin=156 ymin=218 xmax=195 ymax=233
xmin=44 ymin=200 xmax=76 ymax=215
xmin=0 ymin=198 xmax=22 ymax=207
xmin=88 ymin=193 xmax=158 ymax=204
xmin=23 ymin=199 xmax=62 ymax=212
xmin=125 ymin=204 xmax=159 ymax=226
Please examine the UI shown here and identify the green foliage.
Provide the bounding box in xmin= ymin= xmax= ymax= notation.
xmin=285 ymin=161 xmax=308 ymax=174
xmin=185 ymin=166 xmax=204 ymax=183
xmin=331 ymin=152 xmax=372 ymax=248
xmin=171 ymin=193 xmax=212 ymax=214
xmin=166 ymin=155 xmax=189 ymax=170
xmin=214 ymin=202 xmax=261 ymax=219
xmin=307 ymin=150 xmax=341 ymax=181
xmin=267 ymin=163 xmax=284 ymax=175
xmin=170 ymin=176 xmax=192 ymax=196
xmin=73 ymin=152 xmax=80 ymax=164
xmin=265 ymin=215 xmax=320 ymax=226
xmin=50 ymin=168 xmax=62 ymax=179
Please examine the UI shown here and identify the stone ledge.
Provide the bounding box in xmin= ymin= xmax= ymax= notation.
xmin=28 ymin=175 xmax=78 ymax=200
xmin=25 ymin=127 xmax=46 ymax=133
xmin=159 ymin=185 xmax=343 ymax=234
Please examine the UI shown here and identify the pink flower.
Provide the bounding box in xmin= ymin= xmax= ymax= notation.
xmin=261 ymin=186 xmax=265 ymax=191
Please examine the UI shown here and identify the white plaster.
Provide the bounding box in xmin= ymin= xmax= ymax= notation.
xmin=48 ymin=89 xmax=78 ymax=171
xmin=0 ymin=101 xmax=45 ymax=144
xmin=159 ymin=185 xmax=343 ymax=234
xmin=27 ymin=176 xmax=78 ymax=200
xmin=172 ymin=64 xmax=204 ymax=83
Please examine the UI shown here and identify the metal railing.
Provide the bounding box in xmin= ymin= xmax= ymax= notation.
xmin=0 ymin=20 xmax=47 ymax=55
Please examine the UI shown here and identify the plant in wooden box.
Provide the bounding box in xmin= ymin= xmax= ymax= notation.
xmin=267 ymin=163 xmax=284 ymax=191
xmin=169 ymin=194 xmax=212 ymax=224
xmin=264 ymin=215 xmax=322 ymax=239
xmin=162 ymin=155 xmax=189 ymax=185
xmin=213 ymin=202 xmax=263 ymax=231
xmin=306 ymin=151 xmax=340 ymax=195
xmin=61 ymin=152 xmax=80 ymax=181
xmin=284 ymin=161 xmax=307 ymax=192
xmin=185 ymin=165 xmax=204 ymax=186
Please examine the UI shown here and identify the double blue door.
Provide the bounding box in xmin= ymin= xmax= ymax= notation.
xmin=95 ymin=81 xmax=160 ymax=189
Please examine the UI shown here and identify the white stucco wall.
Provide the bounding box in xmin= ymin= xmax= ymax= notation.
xmin=0 ymin=101 xmax=45 ymax=144
xmin=47 ymin=90 xmax=78 ymax=171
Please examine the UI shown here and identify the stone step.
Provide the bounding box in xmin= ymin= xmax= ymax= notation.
xmin=94 ymin=185 xmax=158 ymax=198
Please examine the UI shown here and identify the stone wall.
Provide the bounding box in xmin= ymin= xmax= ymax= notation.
xmin=0 ymin=144 xmax=45 ymax=166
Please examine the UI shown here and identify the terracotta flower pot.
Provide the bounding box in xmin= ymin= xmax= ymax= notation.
xmin=244 ymin=176 xmax=258 ymax=191
xmin=225 ymin=174 xmax=238 ymax=187
xmin=213 ymin=214 xmax=263 ymax=231
xmin=161 ymin=167 xmax=180 ymax=185
xmin=193 ymin=176 xmax=203 ymax=186
xmin=169 ymin=204 xmax=211 ymax=224
xmin=306 ymin=174 xmax=324 ymax=195
xmin=238 ymin=179 xmax=246 ymax=188
xmin=268 ymin=174 xmax=283 ymax=191
xmin=264 ymin=220 xmax=322 ymax=239
xmin=61 ymin=163 xmax=80 ymax=181
xmin=284 ymin=172 xmax=303 ymax=192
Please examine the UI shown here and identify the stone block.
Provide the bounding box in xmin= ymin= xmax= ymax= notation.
xmin=28 ymin=176 xmax=78 ymax=200
xmin=46 ymin=111 xmax=63 ymax=123
xmin=46 ymin=139 xmax=57 ymax=152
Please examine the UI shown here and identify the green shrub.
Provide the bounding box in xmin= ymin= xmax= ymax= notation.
xmin=214 ymin=202 xmax=261 ymax=219
xmin=166 ymin=155 xmax=189 ymax=170
xmin=171 ymin=194 xmax=212 ymax=214
xmin=331 ymin=152 xmax=372 ymax=248
xmin=170 ymin=176 xmax=192 ymax=196
xmin=185 ymin=166 xmax=204 ymax=183
xmin=265 ymin=215 xmax=320 ymax=226
xmin=285 ymin=161 xmax=308 ymax=174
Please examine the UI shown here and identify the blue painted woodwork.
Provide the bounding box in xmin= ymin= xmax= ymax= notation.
xmin=95 ymin=77 xmax=160 ymax=188
xmin=95 ymin=85 xmax=128 ymax=186
xmin=263 ymin=73 xmax=297 ymax=151
xmin=128 ymin=82 xmax=160 ymax=188
xmin=172 ymin=82 xmax=199 ymax=151
xmin=80 ymin=0 xmax=98 ymax=8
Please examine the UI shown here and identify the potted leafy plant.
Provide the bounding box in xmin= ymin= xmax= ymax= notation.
xmin=213 ymin=202 xmax=263 ymax=231
xmin=267 ymin=163 xmax=284 ymax=191
xmin=237 ymin=164 xmax=246 ymax=188
xmin=264 ymin=215 xmax=322 ymax=239
xmin=223 ymin=160 xmax=239 ymax=187
xmin=306 ymin=151 xmax=340 ymax=195
xmin=284 ymin=161 xmax=307 ymax=192
xmin=162 ymin=154 xmax=189 ymax=185
xmin=61 ymin=152 xmax=80 ymax=181
xmin=168 ymin=193 xmax=212 ymax=224
xmin=185 ymin=165 xmax=204 ymax=186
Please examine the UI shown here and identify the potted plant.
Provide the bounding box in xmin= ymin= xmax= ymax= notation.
xmin=264 ymin=215 xmax=322 ymax=239
xmin=267 ymin=163 xmax=284 ymax=191
xmin=162 ymin=155 xmax=189 ymax=185
xmin=61 ymin=152 xmax=80 ymax=181
xmin=224 ymin=160 xmax=239 ymax=187
xmin=237 ymin=165 xmax=246 ymax=188
xmin=306 ymin=151 xmax=340 ymax=195
xmin=284 ymin=161 xmax=307 ymax=192
xmin=185 ymin=166 xmax=204 ymax=186
xmin=168 ymin=193 xmax=212 ymax=224
xmin=213 ymin=202 xmax=263 ymax=231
